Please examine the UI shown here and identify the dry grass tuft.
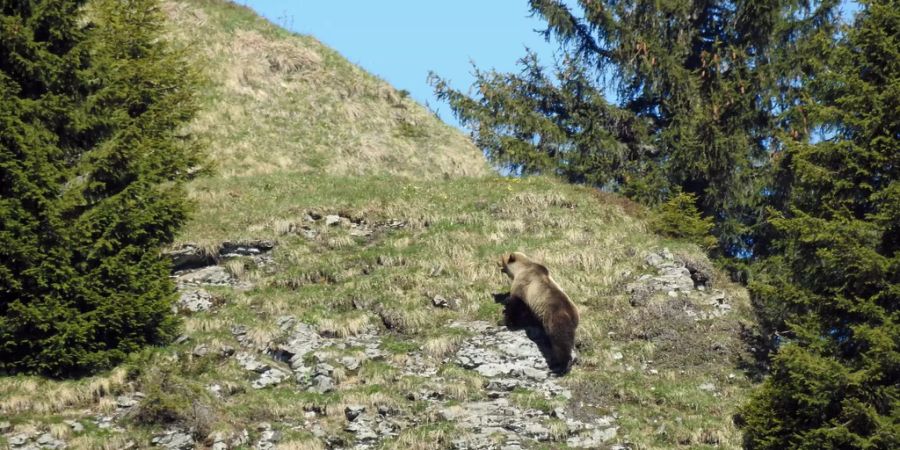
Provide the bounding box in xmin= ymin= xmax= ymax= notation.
xmin=0 ymin=367 xmax=127 ymax=415
xmin=224 ymin=258 xmax=247 ymax=279
xmin=276 ymin=441 xmax=326 ymax=450
xmin=49 ymin=422 xmax=71 ymax=439
xmin=389 ymin=425 xmax=453 ymax=450
xmin=424 ymin=335 xmax=464 ymax=359
xmin=317 ymin=313 xmax=371 ymax=338
xmin=68 ymin=434 xmax=133 ymax=450
xmin=548 ymin=419 xmax=569 ymax=441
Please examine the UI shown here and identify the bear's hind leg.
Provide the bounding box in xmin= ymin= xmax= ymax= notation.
xmin=547 ymin=322 xmax=575 ymax=375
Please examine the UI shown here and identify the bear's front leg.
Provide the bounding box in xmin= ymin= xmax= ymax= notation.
xmin=502 ymin=295 xmax=541 ymax=329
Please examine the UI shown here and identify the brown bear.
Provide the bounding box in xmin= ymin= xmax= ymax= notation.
xmin=498 ymin=252 xmax=579 ymax=374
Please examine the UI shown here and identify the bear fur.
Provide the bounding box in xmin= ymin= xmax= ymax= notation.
xmin=498 ymin=252 xmax=579 ymax=374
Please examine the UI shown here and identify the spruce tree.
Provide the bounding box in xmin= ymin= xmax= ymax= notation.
xmin=0 ymin=0 xmax=200 ymax=376
xmin=431 ymin=0 xmax=839 ymax=255
xmin=742 ymin=1 xmax=899 ymax=447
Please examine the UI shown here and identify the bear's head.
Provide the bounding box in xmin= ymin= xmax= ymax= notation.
xmin=499 ymin=252 xmax=531 ymax=279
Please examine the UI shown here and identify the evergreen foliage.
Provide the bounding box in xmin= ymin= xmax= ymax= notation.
xmin=741 ymin=0 xmax=900 ymax=446
xmin=650 ymin=192 xmax=717 ymax=250
xmin=0 ymin=0 xmax=201 ymax=377
xmin=431 ymin=0 xmax=840 ymax=255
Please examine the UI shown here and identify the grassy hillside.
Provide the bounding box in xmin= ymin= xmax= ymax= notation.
xmin=164 ymin=0 xmax=489 ymax=178
xmin=0 ymin=1 xmax=757 ymax=449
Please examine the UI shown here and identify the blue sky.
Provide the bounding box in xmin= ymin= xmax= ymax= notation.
xmin=242 ymin=1 xmax=861 ymax=129
xmin=242 ymin=1 xmax=557 ymax=126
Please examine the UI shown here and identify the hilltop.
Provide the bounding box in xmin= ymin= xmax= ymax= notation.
xmin=164 ymin=0 xmax=489 ymax=179
xmin=0 ymin=1 xmax=756 ymax=449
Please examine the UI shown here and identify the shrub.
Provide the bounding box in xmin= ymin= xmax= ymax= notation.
xmin=649 ymin=192 xmax=717 ymax=250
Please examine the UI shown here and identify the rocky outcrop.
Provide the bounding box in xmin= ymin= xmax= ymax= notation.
xmin=215 ymin=315 xmax=618 ymax=449
xmin=625 ymin=248 xmax=732 ymax=319
xmin=174 ymin=288 xmax=215 ymax=313
xmin=164 ymin=240 xmax=275 ymax=271
xmin=4 ymin=431 xmax=67 ymax=450
xmin=151 ymin=429 xmax=194 ymax=450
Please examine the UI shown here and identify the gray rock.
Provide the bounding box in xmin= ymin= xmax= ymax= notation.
xmin=8 ymin=433 xmax=30 ymax=446
xmin=523 ymin=422 xmax=551 ymax=441
xmin=0 ymin=420 xmax=11 ymax=433
xmin=340 ymin=355 xmax=361 ymax=371
xmin=192 ymin=344 xmax=209 ymax=357
xmin=349 ymin=227 xmax=373 ymax=237
xmin=566 ymin=427 xmax=618 ymax=448
xmin=325 ymin=215 xmax=342 ymax=226
xmin=518 ymin=366 xmax=548 ymax=380
xmin=236 ymin=352 xmax=270 ymax=373
xmin=35 ymin=433 xmax=66 ymax=449
xmin=176 ymin=265 xmax=234 ymax=286
xmin=645 ymin=252 xmax=665 ymax=267
xmin=345 ymin=419 xmax=378 ymax=442
xmin=94 ymin=416 xmax=113 ymax=429
xmin=431 ymin=295 xmax=461 ymax=309
xmin=175 ymin=288 xmax=214 ymax=312
xmin=116 ymin=395 xmax=138 ymax=408
xmin=345 ymin=405 xmax=366 ymax=421
xmin=276 ymin=315 xmax=296 ymax=331
xmin=309 ymin=374 xmax=334 ymax=393
xmin=486 ymin=378 xmax=521 ymax=392
xmin=595 ymin=415 xmax=616 ymax=427
xmin=654 ymin=267 xmax=694 ymax=291
xmin=451 ymin=321 xmax=571 ymax=398
xmin=252 ymin=368 xmax=289 ymax=389
xmin=256 ymin=428 xmax=282 ymax=449
xmin=151 ymin=429 xmax=194 ymax=450
xmin=475 ymin=363 xmax=514 ymax=378
xmin=278 ymin=323 xmax=322 ymax=368
xmin=315 ymin=363 xmax=335 ymax=376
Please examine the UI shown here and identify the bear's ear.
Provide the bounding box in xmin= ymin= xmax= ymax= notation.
xmin=508 ymin=253 xmax=516 ymax=263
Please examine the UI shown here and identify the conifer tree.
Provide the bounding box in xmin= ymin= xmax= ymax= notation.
xmin=0 ymin=0 xmax=200 ymax=376
xmin=742 ymin=1 xmax=899 ymax=446
xmin=431 ymin=0 xmax=839 ymax=255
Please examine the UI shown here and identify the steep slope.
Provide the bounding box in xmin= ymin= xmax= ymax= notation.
xmin=0 ymin=2 xmax=757 ymax=449
xmin=164 ymin=0 xmax=489 ymax=178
